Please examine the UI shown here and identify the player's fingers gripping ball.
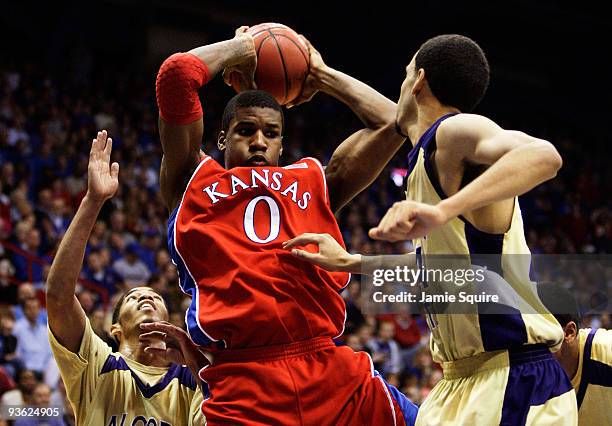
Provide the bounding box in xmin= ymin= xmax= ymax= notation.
xmin=230 ymin=23 xmax=310 ymax=105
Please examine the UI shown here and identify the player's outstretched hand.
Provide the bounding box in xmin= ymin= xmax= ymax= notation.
xmin=87 ymin=130 xmax=119 ymax=203
xmin=283 ymin=233 xmax=361 ymax=273
xmin=368 ymin=201 xmax=448 ymax=242
xmin=223 ymin=26 xmax=257 ymax=91
xmin=286 ymin=35 xmax=326 ymax=109
xmin=139 ymin=321 xmax=212 ymax=375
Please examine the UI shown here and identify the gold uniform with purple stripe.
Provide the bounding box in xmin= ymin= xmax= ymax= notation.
xmin=571 ymin=328 xmax=612 ymax=425
xmin=48 ymin=319 xmax=205 ymax=426
xmin=406 ymin=114 xmax=577 ymax=425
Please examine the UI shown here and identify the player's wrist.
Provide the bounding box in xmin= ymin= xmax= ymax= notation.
xmin=436 ymin=199 xmax=458 ymax=224
xmin=342 ymin=253 xmax=362 ymax=273
xmin=225 ymin=37 xmax=256 ymax=68
xmin=82 ymin=192 xmax=107 ymax=209
xmin=312 ymin=65 xmax=337 ymax=92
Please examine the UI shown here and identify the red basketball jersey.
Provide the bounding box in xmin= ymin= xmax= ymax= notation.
xmin=168 ymin=156 xmax=350 ymax=349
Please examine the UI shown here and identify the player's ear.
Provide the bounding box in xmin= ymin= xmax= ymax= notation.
xmin=110 ymin=323 xmax=122 ymax=345
xmin=564 ymin=321 xmax=578 ymax=342
xmin=412 ymin=68 xmax=426 ymax=95
xmin=217 ymin=131 xmax=227 ymax=151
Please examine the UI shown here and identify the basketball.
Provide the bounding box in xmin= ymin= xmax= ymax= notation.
xmin=231 ymin=23 xmax=310 ymax=105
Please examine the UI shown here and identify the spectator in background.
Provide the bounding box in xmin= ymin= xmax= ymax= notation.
xmin=0 ymin=182 xmax=11 ymax=240
xmin=0 ymin=310 xmax=21 ymax=377
xmin=112 ymin=242 xmax=150 ymax=287
xmin=0 ymin=368 xmax=37 ymax=406
xmin=367 ymin=320 xmax=402 ymax=382
xmin=12 ymin=283 xmax=46 ymax=324
xmin=14 ymin=383 xmax=65 ymax=426
xmin=0 ymin=366 xmax=15 ymax=397
xmin=47 ymin=198 xmax=71 ymax=237
xmin=13 ymin=298 xmax=53 ymax=378
xmin=343 ymin=280 xmax=366 ymax=335
xmin=345 ymin=334 xmax=367 ymax=354
xmin=0 ymin=259 xmax=17 ymax=305
xmin=139 ymin=229 xmax=161 ymax=273
xmin=83 ymin=250 xmax=122 ymax=297
xmin=12 ymin=228 xmax=49 ymax=285
xmin=378 ymin=312 xmax=422 ymax=367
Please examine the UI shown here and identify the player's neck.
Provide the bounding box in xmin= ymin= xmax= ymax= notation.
xmin=120 ymin=340 xmax=171 ymax=368
xmin=408 ymin=103 xmax=459 ymax=144
xmin=566 ymin=340 xmax=581 ymax=380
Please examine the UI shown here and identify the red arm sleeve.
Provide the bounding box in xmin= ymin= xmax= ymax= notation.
xmin=155 ymin=52 xmax=211 ymax=125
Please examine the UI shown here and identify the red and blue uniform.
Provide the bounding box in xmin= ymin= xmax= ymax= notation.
xmin=168 ymin=155 xmax=417 ymax=425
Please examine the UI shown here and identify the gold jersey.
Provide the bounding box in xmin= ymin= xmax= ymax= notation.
xmin=405 ymin=113 xmax=563 ymax=363
xmin=572 ymin=328 xmax=612 ymax=426
xmin=48 ymin=319 xmax=205 ymax=426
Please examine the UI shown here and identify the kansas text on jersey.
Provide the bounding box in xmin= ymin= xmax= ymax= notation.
xmin=168 ymin=156 xmax=350 ymax=349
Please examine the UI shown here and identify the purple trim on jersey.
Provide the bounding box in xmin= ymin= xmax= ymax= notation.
xmin=500 ymin=345 xmax=573 ymax=425
xmin=168 ymin=207 xmax=195 ymax=294
xmin=374 ymin=370 xmax=418 ymax=426
xmin=405 ymin=113 xmax=457 ymax=181
xmin=477 ymin=305 xmax=529 ymax=352
xmin=168 ymin=207 xmax=218 ymax=347
xmin=577 ymin=329 xmax=612 ymax=408
xmin=100 ymin=355 xmax=198 ymax=397
xmin=414 ymin=113 xmax=507 ymax=262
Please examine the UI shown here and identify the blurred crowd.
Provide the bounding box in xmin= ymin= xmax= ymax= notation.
xmin=0 ymin=50 xmax=610 ymax=421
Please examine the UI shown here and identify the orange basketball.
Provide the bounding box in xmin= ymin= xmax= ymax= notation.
xmin=232 ymin=23 xmax=310 ymax=105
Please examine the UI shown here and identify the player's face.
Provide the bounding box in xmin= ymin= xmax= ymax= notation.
xmin=220 ymin=107 xmax=283 ymax=169
xmin=396 ymin=54 xmax=419 ymax=134
xmin=118 ymin=287 xmax=169 ymax=329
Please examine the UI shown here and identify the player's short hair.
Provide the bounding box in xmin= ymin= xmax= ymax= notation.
xmin=112 ymin=293 xmax=127 ymax=326
xmin=537 ymin=282 xmax=581 ymax=327
xmin=221 ymin=90 xmax=284 ymax=133
xmin=415 ymin=34 xmax=490 ymax=112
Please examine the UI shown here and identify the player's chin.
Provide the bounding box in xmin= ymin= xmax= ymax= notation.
xmin=137 ymin=311 xmax=165 ymax=324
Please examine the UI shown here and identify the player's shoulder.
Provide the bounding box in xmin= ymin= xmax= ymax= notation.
xmin=436 ymin=113 xmax=501 ymax=147
xmin=592 ymin=328 xmax=612 ymax=362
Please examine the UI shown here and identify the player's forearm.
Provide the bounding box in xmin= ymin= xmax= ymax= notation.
xmin=438 ymin=140 xmax=562 ymax=220
xmin=188 ymin=37 xmax=253 ymax=78
xmin=333 ymin=253 xmax=417 ymax=274
xmin=156 ymin=37 xmax=251 ymax=127
xmin=316 ymin=67 xmax=396 ymax=129
xmin=46 ymin=195 xmax=104 ymax=304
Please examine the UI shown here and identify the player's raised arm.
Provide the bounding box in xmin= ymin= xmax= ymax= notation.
xmin=157 ymin=27 xmax=256 ymax=212
xmin=46 ymin=130 xmax=119 ymax=353
xmin=289 ymin=37 xmax=405 ymax=213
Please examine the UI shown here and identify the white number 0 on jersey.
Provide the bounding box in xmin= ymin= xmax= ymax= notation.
xmin=243 ymin=196 xmax=281 ymax=244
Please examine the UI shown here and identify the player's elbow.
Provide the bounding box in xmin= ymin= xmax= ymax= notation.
xmin=536 ymin=141 xmax=563 ymax=179
xmin=542 ymin=142 xmax=563 ymax=179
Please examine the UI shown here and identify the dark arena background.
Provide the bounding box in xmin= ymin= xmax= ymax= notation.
xmin=0 ymin=1 xmax=610 ymax=424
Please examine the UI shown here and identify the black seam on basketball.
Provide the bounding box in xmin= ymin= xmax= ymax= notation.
xmin=274 ymin=34 xmax=309 ymax=68
xmin=267 ymin=30 xmax=289 ymax=104
xmin=257 ymin=35 xmax=271 ymax=59
xmin=251 ymin=25 xmax=286 ymax=38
